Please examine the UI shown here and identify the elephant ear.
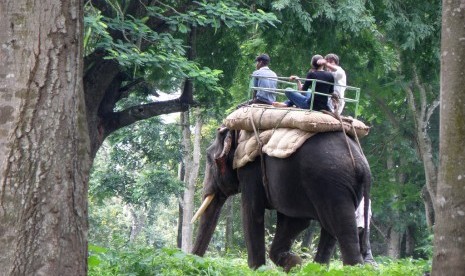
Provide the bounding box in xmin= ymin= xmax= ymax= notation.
xmin=215 ymin=130 xmax=232 ymax=175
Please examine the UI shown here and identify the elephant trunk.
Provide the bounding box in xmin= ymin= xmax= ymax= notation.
xmin=191 ymin=194 xmax=227 ymax=256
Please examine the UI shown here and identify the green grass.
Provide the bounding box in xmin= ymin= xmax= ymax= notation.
xmin=89 ymin=246 xmax=431 ymax=276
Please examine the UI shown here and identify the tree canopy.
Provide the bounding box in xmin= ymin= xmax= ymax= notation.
xmin=2 ymin=0 xmax=454 ymax=274
xmin=83 ymin=0 xmax=279 ymax=157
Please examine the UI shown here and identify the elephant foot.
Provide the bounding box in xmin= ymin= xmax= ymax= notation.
xmin=270 ymin=251 xmax=302 ymax=272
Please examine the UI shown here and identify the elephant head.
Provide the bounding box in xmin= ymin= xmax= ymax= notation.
xmin=191 ymin=127 xmax=239 ymax=255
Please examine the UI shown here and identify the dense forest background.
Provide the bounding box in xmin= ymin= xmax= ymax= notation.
xmin=2 ymin=0 xmax=453 ymax=274
xmin=85 ymin=0 xmax=440 ymax=268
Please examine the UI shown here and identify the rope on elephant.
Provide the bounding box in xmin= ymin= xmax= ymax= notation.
xmin=249 ymin=110 xmax=273 ymax=204
xmin=246 ymin=104 xmax=293 ymax=136
xmin=272 ymin=108 xmax=292 ymax=135
xmin=322 ymin=109 xmax=356 ymax=168
xmin=351 ymin=122 xmax=364 ymax=157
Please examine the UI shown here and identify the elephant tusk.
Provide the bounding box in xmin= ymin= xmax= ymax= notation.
xmin=191 ymin=194 xmax=215 ymax=224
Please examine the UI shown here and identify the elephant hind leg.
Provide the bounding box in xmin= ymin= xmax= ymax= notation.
xmin=318 ymin=200 xmax=364 ymax=265
xmin=314 ymin=227 xmax=337 ymax=264
xmin=269 ymin=213 xmax=310 ymax=272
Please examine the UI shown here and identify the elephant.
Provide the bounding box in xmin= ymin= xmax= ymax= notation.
xmin=191 ymin=127 xmax=371 ymax=271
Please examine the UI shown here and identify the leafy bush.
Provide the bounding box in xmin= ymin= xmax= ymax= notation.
xmin=89 ymin=246 xmax=431 ymax=275
xmin=89 ymin=246 xmax=280 ymax=275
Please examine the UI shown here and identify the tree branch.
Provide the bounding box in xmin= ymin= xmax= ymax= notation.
xmin=101 ymin=98 xmax=196 ymax=138
xmin=405 ymin=83 xmax=420 ymax=126
xmin=412 ymin=68 xmax=428 ymax=125
xmin=426 ymin=97 xmax=440 ymax=124
xmin=179 ymin=25 xmax=196 ymax=104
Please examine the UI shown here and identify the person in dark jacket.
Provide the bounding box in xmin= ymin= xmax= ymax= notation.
xmin=273 ymin=55 xmax=334 ymax=111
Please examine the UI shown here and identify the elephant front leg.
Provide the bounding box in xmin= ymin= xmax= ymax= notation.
xmin=241 ymin=205 xmax=265 ymax=269
xmin=239 ymin=163 xmax=267 ymax=269
xmin=269 ymin=213 xmax=310 ymax=272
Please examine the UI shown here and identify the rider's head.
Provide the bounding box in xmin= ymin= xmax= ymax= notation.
xmin=325 ymin=53 xmax=340 ymax=65
xmin=311 ymin=55 xmax=324 ymax=70
xmin=255 ymin=53 xmax=270 ymax=69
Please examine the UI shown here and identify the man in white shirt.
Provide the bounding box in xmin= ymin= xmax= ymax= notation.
xmin=318 ymin=53 xmax=347 ymax=114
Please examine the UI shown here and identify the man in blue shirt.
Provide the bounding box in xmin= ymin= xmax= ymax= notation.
xmin=251 ymin=54 xmax=278 ymax=105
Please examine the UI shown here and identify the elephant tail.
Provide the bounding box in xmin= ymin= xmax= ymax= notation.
xmin=361 ymin=168 xmax=372 ymax=257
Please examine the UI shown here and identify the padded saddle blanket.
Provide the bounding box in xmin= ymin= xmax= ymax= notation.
xmin=233 ymin=128 xmax=314 ymax=169
xmin=226 ymin=105 xmax=370 ymax=169
xmin=224 ymin=105 xmax=370 ymax=137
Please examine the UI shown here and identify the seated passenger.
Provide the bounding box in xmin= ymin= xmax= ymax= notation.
xmin=273 ymin=55 xmax=334 ymax=111
xmin=318 ymin=53 xmax=347 ymax=114
xmin=250 ymin=53 xmax=278 ymax=105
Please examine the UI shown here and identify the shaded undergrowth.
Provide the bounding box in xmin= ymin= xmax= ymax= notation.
xmin=89 ymin=245 xmax=431 ymax=275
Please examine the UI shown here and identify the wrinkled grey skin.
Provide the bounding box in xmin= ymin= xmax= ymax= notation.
xmin=192 ymin=127 xmax=371 ymax=271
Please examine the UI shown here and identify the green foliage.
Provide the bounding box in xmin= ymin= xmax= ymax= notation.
xmin=89 ymin=195 xmax=181 ymax=249
xmin=415 ymin=234 xmax=434 ymax=259
xmin=90 ymin=117 xmax=182 ymax=206
xmin=84 ymin=0 xmax=279 ymax=99
xmin=86 ymin=0 xmax=442 ymax=266
xmin=147 ymin=1 xmax=279 ymax=30
xmin=88 ymin=197 xmax=132 ymax=248
xmin=88 ymin=247 xmax=276 ymax=276
xmin=376 ymin=0 xmax=440 ymax=50
xmin=88 ymin=246 xmax=431 ymax=275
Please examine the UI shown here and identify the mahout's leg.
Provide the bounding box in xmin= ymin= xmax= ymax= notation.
xmin=359 ymin=227 xmax=377 ymax=266
xmin=238 ymin=161 xmax=267 ymax=269
xmin=269 ymin=212 xmax=310 ymax=272
xmin=314 ymin=227 xmax=337 ymax=264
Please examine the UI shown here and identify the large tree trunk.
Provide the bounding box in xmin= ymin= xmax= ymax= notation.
xmin=387 ymin=227 xmax=402 ymax=259
xmin=180 ymin=109 xmax=203 ymax=253
xmin=0 ymin=0 xmax=91 ymax=274
xmin=177 ymin=199 xmax=184 ymax=249
xmin=432 ymin=0 xmax=465 ymax=273
xmin=177 ymin=162 xmax=185 ymax=249
xmin=405 ymin=225 xmax=415 ymax=257
xmin=179 ymin=26 xmax=197 ymax=252
xmin=180 ymin=111 xmax=192 ymax=252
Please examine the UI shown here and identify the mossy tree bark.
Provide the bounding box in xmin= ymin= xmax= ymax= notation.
xmin=0 ymin=0 xmax=91 ymax=274
xmin=432 ymin=0 xmax=465 ymax=273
